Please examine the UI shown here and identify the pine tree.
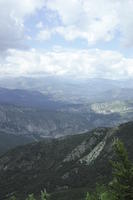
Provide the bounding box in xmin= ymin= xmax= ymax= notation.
xmin=85 ymin=139 xmax=133 ymax=200
xmin=85 ymin=185 xmax=109 ymax=200
xmin=41 ymin=190 xmax=48 ymax=200
xmin=100 ymin=191 xmax=114 ymax=200
xmin=110 ymin=139 xmax=133 ymax=200
xmin=85 ymin=192 xmax=94 ymax=200
xmin=26 ymin=193 xmax=36 ymax=200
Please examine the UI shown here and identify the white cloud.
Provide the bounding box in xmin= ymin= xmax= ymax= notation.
xmin=45 ymin=0 xmax=133 ymax=45
xmin=36 ymin=21 xmax=44 ymax=29
xmin=0 ymin=0 xmax=133 ymax=80
xmin=36 ymin=29 xmax=52 ymax=41
xmin=0 ymin=48 xmax=133 ymax=79
xmin=1 ymin=0 xmax=133 ymax=49
xmin=0 ymin=0 xmax=45 ymax=51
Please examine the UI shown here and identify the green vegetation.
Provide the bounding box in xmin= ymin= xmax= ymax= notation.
xmin=86 ymin=139 xmax=133 ymax=200
xmin=9 ymin=191 xmax=48 ymax=200
xmin=9 ymin=196 xmax=17 ymax=200
xmin=8 ymin=139 xmax=133 ymax=200
xmin=110 ymin=139 xmax=133 ymax=199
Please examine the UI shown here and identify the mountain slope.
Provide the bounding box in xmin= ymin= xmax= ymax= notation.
xmin=0 ymin=87 xmax=64 ymax=109
xmin=1 ymin=98 xmax=133 ymax=156
xmin=1 ymin=77 xmax=133 ymax=103
xmin=1 ymin=87 xmax=133 ymax=157
xmin=0 ymin=104 xmax=93 ymax=138
xmin=1 ymin=101 xmax=133 ymax=139
xmin=0 ymin=122 xmax=133 ymax=200
xmin=98 ymin=88 xmax=133 ymax=102
xmin=0 ymin=132 xmax=35 ymax=156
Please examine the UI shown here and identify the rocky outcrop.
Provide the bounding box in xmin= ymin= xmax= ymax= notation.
xmin=0 ymin=122 xmax=133 ymax=200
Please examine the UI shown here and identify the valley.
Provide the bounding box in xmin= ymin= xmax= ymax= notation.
xmin=0 ymin=78 xmax=133 ymax=199
xmin=0 ymin=81 xmax=133 ymax=155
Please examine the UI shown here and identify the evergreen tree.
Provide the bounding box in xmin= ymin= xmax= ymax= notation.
xmin=110 ymin=139 xmax=133 ymax=200
xmin=41 ymin=190 xmax=48 ymax=200
xmin=85 ymin=192 xmax=95 ymax=200
xmin=26 ymin=193 xmax=36 ymax=200
xmin=100 ymin=191 xmax=114 ymax=200
xmin=85 ymin=185 xmax=114 ymax=200
xmin=85 ymin=139 xmax=133 ymax=200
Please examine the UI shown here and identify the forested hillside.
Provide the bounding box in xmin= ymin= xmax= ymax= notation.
xmin=0 ymin=122 xmax=133 ymax=200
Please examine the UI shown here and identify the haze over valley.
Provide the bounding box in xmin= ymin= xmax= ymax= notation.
xmin=1 ymin=0 xmax=133 ymax=199
xmin=0 ymin=77 xmax=133 ymax=155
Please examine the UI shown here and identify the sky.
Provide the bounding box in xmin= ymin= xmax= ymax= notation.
xmin=0 ymin=0 xmax=133 ymax=79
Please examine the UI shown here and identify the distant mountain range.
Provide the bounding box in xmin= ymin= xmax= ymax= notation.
xmin=0 ymin=121 xmax=133 ymax=200
xmin=0 ymin=77 xmax=133 ymax=103
xmin=0 ymin=78 xmax=133 ymax=199
xmin=0 ymin=103 xmax=91 ymax=141
xmin=0 ymin=86 xmax=133 ymax=155
xmin=0 ymin=87 xmax=64 ymax=109
xmin=98 ymin=88 xmax=133 ymax=102
xmin=0 ymin=99 xmax=133 ymax=155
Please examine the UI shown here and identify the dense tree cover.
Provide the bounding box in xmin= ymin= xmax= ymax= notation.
xmin=9 ymin=139 xmax=133 ymax=200
xmin=86 ymin=139 xmax=133 ymax=200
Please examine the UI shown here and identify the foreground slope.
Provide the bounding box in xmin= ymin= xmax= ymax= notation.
xmin=0 ymin=122 xmax=133 ymax=200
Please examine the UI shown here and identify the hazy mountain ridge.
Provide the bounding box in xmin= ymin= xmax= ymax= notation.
xmin=1 ymin=77 xmax=133 ymax=103
xmin=0 ymin=87 xmax=64 ymax=110
xmin=0 ymin=104 xmax=91 ymax=138
xmin=0 ymin=94 xmax=133 ymax=156
xmin=0 ymin=101 xmax=133 ymax=147
xmin=0 ymin=84 xmax=133 ymax=157
xmin=0 ymin=122 xmax=133 ymax=200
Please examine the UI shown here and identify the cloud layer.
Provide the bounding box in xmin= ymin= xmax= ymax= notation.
xmin=0 ymin=48 xmax=133 ymax=79
xmin=43 ymin=0 xmax=133 ymax=45
xmin=0 ymin=0 xmax=44 ymax=50
xmin=0 ymin=0 xmax=133 ymax=79
xmin=1 ymin=0 xmax=133 ymax=48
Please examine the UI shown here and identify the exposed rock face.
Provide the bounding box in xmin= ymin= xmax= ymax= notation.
xmin=0 ymin=122 xmax=133 ymax=200
xmin=91 ymin=101 xmax=133 ymax=114
xmin=63 ymin=129 xmax=106 ymax=162
xmin=79 ymin=139 xmax=106 ymax=164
